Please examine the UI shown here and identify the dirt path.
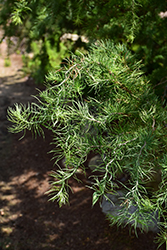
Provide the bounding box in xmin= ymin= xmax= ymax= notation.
xmin=0 ymin=39 xmax=163 ymax=250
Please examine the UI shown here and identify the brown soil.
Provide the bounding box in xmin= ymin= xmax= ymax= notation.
xmin=0 ymin=39 xmax=164 ymax=250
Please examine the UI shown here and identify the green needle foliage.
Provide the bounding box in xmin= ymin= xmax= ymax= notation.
xmin=8 ymin=41 xmax=167 ymax=247
xmin=1 ymin=0 xmax=167 ymax=86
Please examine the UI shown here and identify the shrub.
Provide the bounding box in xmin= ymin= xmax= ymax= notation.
xmin=8 ymin=41 xmax=167 ymax=247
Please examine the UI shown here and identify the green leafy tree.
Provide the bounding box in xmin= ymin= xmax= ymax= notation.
xmin=1 ymin=0 xmax=167 ymax=89
xmin=8 ymin=41 xmax=167 ymax=248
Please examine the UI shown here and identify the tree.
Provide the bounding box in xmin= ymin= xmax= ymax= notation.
xmin=2 ymin=0 xmax=167 ymax=248
xmin=1 ymin=0 xmax=167 ymax=89
xmin=7 ymin=41 xmax=167 ymax=248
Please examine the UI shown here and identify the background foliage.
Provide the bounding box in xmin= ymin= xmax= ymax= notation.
xmin=0 ymin=0 xmax=167 ymax=90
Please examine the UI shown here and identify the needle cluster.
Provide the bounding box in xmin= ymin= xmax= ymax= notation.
xmin=8 ymin=41 xmax=167 ymax=247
